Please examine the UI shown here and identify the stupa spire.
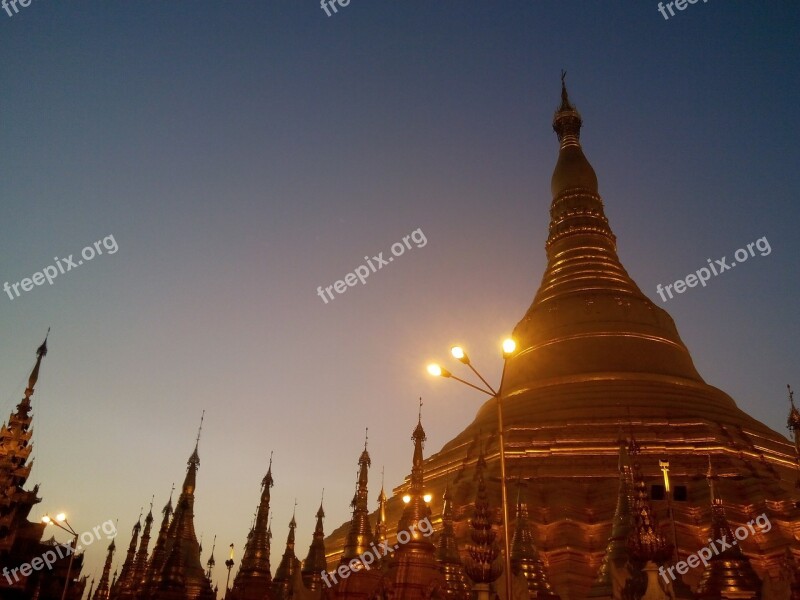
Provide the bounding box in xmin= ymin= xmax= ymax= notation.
xmin=152 ymin=417 xmax=215 ymax=600
xmin=504 ymin=76 xmax=703 ymax=391
xmin=463 ymin=444 xmax=502 ymax=584
xmin=391 ymin=406 xmax=443 ymax=599
xmin=341 ymin=428 xmax=375 ymax=562
xmin=230 ymin=452 xmax=274 ymax=599
xmin=589 ymin=441 xmax=634 ymax=597
xmin=787 ymin=385 xmax=800 ymax=487
xmin=131 ymin=498 xmax=155 ymax=589
xmin=111 ymin=511 xmax=143 ymax=596
xmin=397 ymin=400 xmax=432 ymax=535
xmin=93 ymin=538 xmax=116 ymax=600
xmin=0 ymin=333 xmax=48 ymax=559
xmin=374 ymin=467 xmax=388 ymax=546
xmin=436 ymin=484 xmax=471 ymax=600
xmin=302 ymin=490 xmax=328 ymax=590
xmin=695 ymin=457 xmax=762 ymax=597
xmin=273 ymin=509 xmax=301 ymax=600
xmin=142 ymin=484 xmax=174 ymax=590
xmin=510 ymin=481 xmax=560 ymax=599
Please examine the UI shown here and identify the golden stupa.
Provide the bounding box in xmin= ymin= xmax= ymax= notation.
xmin=325 ymin=79 xmax=798 ymax=599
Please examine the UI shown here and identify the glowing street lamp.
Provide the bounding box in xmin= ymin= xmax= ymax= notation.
xmin=225 ymin=544 xmax=235 ymax=592
xmin=426 ymin=337 xmax=518 ymax=600
xmin=42 ymin=512 xmax=79 ymax=600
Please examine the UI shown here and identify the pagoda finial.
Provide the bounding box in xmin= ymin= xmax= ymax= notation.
xmin=788 ymin=385 xmax=800 ymax=432
xmin=263 ymin=451 xmax=274 ymax=488
xmin=24 ymin=329 xmax=50 ymax=401
xmin=190 ymin=410 xmax=204 ymax=465
xmin=553 ymin=71 xmax=582 ymax=148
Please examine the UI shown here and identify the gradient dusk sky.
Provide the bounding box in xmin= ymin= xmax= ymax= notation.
xmin=1 ymin=0 xmax=799 ymax=587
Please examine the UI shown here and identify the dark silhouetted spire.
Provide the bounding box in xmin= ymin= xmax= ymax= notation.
xmin=131 ymin=499 xmax=155 ymax=590
xmin=152 ymin=415 xmax=215 ymax=600
xmin=230 ymin=453 xmax=275 ymax=599
xmin=273 ymin=508 xmax=301 ymax=600
xmin=142 ymin=485 xmax=175 ymax=591
xmin=436 ymin=484 xmax=471 ymax=600
xmin=341 ymin=429 xmax=374 ymax=563
xmin=93 ymin=538 xmax=116 ymax=600
xmin=302 ymin=492 xmax=328 ymax=591
xmin=111 ymin=511 xmax=142 ymax=597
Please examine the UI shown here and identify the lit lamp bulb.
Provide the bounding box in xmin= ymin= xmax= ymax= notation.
xmin=502 ymin=338 xmax=516 ymax=356
xmin=41 ymin=516 xmax=51 ymax=524
xmin=423 ymin=494 xmax=432 ymax=503
xmin=426 ymin=364 xmax=451 ymax=378
xmin=56 ymin=513 xmax=67 ymax=522
xmin=402 ymin=494 xmax=411 ymax=504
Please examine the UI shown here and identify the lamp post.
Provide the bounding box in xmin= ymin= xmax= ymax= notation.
xmin=225 ymin=543 xmax=235 ymax=592
xmin=659 ymin=459 xmax=679 ymax=562
xmin=427 ymin=337 xmax=517 ymax=600
xmin=42 ymin=513 xmax=79 ymax=600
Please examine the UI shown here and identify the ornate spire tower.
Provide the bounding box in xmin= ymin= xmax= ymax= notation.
xmin=435 ymin=485 xmax=471 ymax=600
xmin=695 ymin=460 xmax=762 ymax=599
xmin=130 ymin=500 xmax=155 ymax=594
xmin=302 ymin=493 xmax=328 ymax=591
xmin=510 ymin=482 xmax=559 ymax=600
xmin=230 ymin=454 xmax=275 ymax=600
xmin=142 ymin=485 xmax=175 ymax=593
xmin=0 ymin=333 xmax=48 ymax=559
xmin=588 ymin=441 xmax=634 ymax=598
xmin=387 ymin=409 xmax=443 ymax=600
xmin=341 ymin=431 xmax=374 ymax=563
xmin=272 ymin=509 xmax=301 ymax=600
xmin=152 ymin=415 xmax=215 ymax=600
xmin=463 ymin=447 xmax=502 ymax=586
xmin=93 ymin=538 xmax=116 ymax=600
xmin=111 ymin=512 xmax=142 ymax=598
xmin=374 ymin=469 xmax=388 ymax=549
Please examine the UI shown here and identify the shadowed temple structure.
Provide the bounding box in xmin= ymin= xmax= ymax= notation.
xmin=5 ymin=79 xmax=799 ymax=600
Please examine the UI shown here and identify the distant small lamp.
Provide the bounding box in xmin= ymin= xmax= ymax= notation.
xmin=402 ymin=494 xmax=411 ymax=504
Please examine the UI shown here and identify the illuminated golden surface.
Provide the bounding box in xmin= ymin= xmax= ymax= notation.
xmin=326 ymin=82 xmax=799 ymax=598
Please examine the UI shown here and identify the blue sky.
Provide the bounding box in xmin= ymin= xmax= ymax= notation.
xmin=1 ymin=0 xmax=798 ymax=586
